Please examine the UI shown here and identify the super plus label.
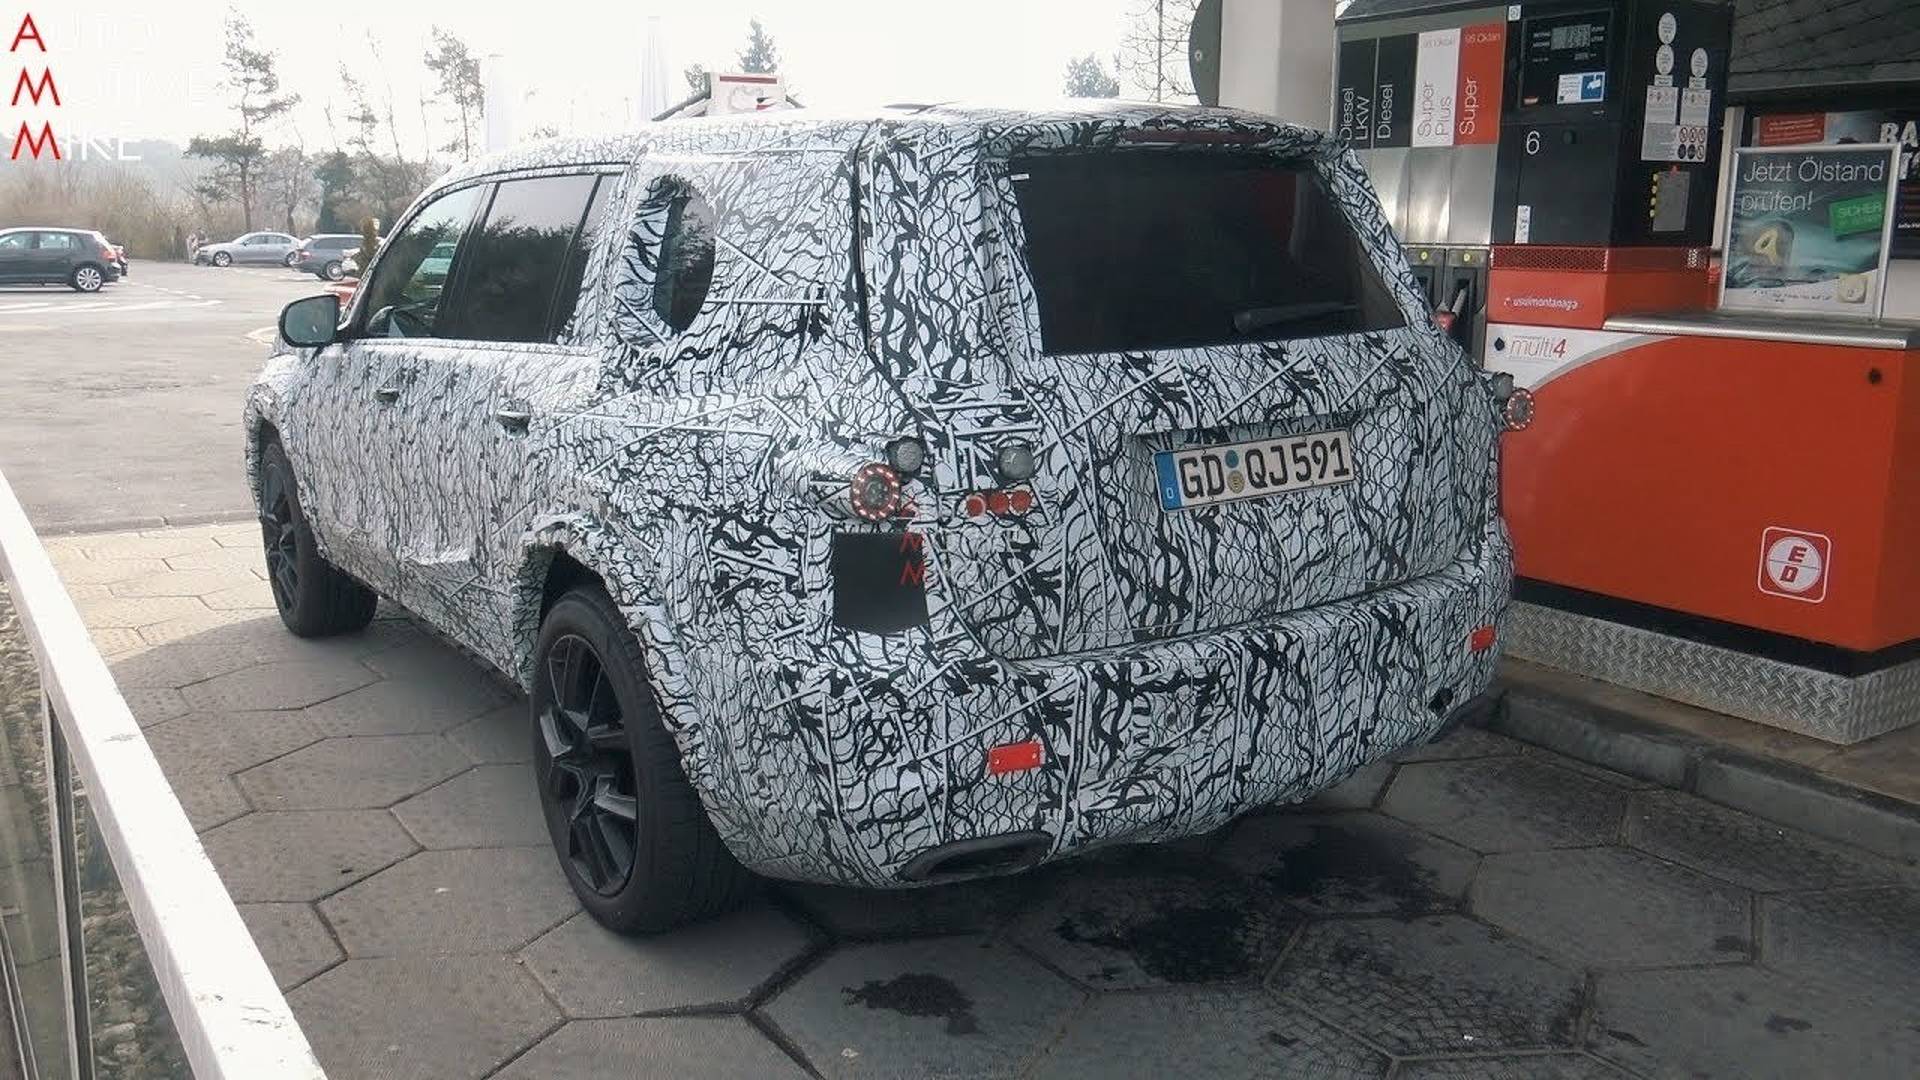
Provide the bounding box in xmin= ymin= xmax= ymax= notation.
xmin=1758 ymin=528 xmax=1831 ymax=603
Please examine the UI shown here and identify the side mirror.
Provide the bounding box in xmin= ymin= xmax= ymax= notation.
xmin=280 ymin=294 xmax=341 ymax=348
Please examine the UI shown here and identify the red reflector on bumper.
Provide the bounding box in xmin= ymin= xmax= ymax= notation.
xmin=1469 ymin=625 xmax=1497 ymax=653
xmin=987 ymin=740 xmax=1044 ymax=775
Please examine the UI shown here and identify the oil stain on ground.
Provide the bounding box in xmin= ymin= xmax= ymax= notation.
xmin=1258 ymin=820 xmax=1449 ymax=915
xmin=843 ymin=973 xmax=981 ymax=1035
xmin=1056 ymin=901 xmax=1257 ymax=983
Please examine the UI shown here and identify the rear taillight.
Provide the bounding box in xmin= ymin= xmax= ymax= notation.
xmin=849 ymin=462 xmax=905 ymax=521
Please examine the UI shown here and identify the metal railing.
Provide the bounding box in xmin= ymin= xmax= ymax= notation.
xmin=0 ymin=467 xmax=323 ymax=1080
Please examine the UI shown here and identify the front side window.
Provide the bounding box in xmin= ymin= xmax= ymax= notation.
xmin=0 ymin=232 xmax=29 ymax=251
xmin=440 ymin=173 xmax=602 ymax=343
xmin=360 ymin=186 xmax=482 ymax=339
xmin=1009 ymin=153 xmax=1405 ymax=354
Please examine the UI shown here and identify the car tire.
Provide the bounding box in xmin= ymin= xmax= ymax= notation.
xmin=324 ymin=261 xmax=344 ymax=281
xmin=69 ymin=265 xmax=104 ymax=293
xmin=284 ymin=251 xmax=299 ymax=267
xmin=532 ymin=585 xmax=754 ymax=934
xmin=212 ymin=251 xmax=231 ymax=267
xmin=258 ymin=440 xmax=378 ymax=637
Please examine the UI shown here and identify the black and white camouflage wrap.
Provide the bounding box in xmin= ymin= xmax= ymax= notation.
xmin=245 ymin=103 xmax=1512 ymax=887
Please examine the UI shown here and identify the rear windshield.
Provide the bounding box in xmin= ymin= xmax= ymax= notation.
xmin=1009 ymin=153 xmax=1405 ymax=354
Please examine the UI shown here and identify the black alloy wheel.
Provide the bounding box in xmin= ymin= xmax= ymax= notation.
xmin=536 ymin=633 xmax=640 ymax=895
xmin=255 ymin=440 xmax=377 ymax=637
xmin=259 ymin=469 xmax=301 ymax=611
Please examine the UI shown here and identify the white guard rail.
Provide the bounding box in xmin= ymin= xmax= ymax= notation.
xmin=0 ymin=467 xmax=324 ymax=1080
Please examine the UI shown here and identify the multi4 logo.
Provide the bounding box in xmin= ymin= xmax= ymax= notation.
xmin=1758 ymin=527 xmax=1831 ymax=604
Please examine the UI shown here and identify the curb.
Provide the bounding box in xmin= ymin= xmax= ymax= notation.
xmin=1483 ymin=673 xmax=1920 ymax=868
xmin=37 ymin=509 xmax=257 ymax=538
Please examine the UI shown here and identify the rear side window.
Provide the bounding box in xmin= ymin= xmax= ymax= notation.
xmin=1009 ymin=154 xmax=1404 ymax=354
xmin=652 ymin=188 xmax=717 ymax=333
xmin=38 ymin=232 xmax=76 ymax=251
xmin=441 ymin=173 xmax=603 ymax=343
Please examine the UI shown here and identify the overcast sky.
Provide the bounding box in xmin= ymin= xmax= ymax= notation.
xmin=40 ymin=0 xmax=1139 ymax=155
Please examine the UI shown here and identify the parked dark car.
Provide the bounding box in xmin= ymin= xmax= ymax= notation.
xmin=293 ymin=234 xmax=360 ymax=281
xmin=0 ymin=227 xmax=123 ymax=291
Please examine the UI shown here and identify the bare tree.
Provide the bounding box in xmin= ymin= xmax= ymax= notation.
xmin=424 ymin=27 xmax=485 ymax=161
xmin=1063 ymin=54 xmax=1122 ymax=97
xmin=185 ymin=11 xmax=300 ymax=228
xmin=261 ymin=147 xmax=312 ymax=234
xmin=1116 ymin=0 xmax=1199 ymax=102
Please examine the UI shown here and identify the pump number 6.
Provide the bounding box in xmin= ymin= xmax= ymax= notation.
xmin=1525 ymin=130 xmax=1542 ymax=155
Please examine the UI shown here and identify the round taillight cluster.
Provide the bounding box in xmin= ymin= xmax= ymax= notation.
xmin=1502 ymin=387 xmax=1536 ymax=431
xmin=849 ymin=462 xmax=904 ymax=521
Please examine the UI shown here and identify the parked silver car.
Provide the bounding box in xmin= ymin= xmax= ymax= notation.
xmin=194 ymin=230 xmax=299 ymax=267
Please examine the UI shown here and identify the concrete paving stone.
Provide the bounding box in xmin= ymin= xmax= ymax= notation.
xmin=1626 ymin=790 xmax=1907 ymax=894
xmin=1519 ymin=746 xmax=1661 ymax=790
xmin=362 ymin=637 xmax=498 ymax=684
xmin=1297 ymin=758 xmax=1396 ymax=810
xmin=145 ymin=709 xmax=321 ymax=775
xmin=201 ymin=579 xmax=278 ymax=611
xmin=1396 ymin=1053 xmax=1633 ymax=1078
xmin=392 ymin=765 xmax=547 ymax=849
xmin=447 ymin=702 xmax=533 ymax=765
xmin=764 ymin=936 xmax=1083 ymax=1079
xmin=211 ymin=526 xmax=267 ymax=548
xmin=288 ymin=955 xmax=559 ymax=1080
xmin=1217 ymin=810 xmax=1480 ymax=917
xmin=303 ymin=673 xmax=514 ymax=738
xmin=164 ymin=545 xmax=267 ymax=573
xmin=108 ymin=568 xmax=260 ymax=598
xmin=1589 ymin=964 xmax=1920 ymax=1080
xmin=1471 ymin=848 xmax=1753 ymax=968
xmin=777 ymin=872 xmax=1037 ymax=941
xmin=1393 ymin=726 xmax=1530 ymax=764
xmin=1815 ymin=723 xmax=1920 ymax=804
xmin=1761 ymin=884 xmax=1920 ymax=997
xmin=1381 ymin=756 xmax=1630 ymax=853
xmin=1030 ymin=988 xmax=1386 ymax=1080
xmin=1695 ymin=755 xmax=1920 ymax=867
xmin=523 ymin=903 xmax=815 ymax=1016
xmin=238 ymin=902 xmax=344 ymax=990
xmin=108 ymin=644 xmax=260 ymax=690
xmin=136 ymin=608 xmax=284 ymax=647
xmin=165 ymin=773 xmax=252 ymax=832
xmin=75 ymin=594 xmax=209 ymax=629
xmin=1007 ymin=859 xmax=1298 ymax=989
xmin=201 ymin=810 xmax=418 ymax=901
xmin=1272 ymin=914 xmax=1584 ymax=1056
xmin=60 ymin=582 xmax=116 ymax=602
xmin=179 ymin=658 xmax=377 ymax=712
xmin=117 ymin=687 xmax=189 ymax=727
xmin=236 ymin=734 xmax=471 ymax=810
xmin=492 ymin=1018 xmax=808 ymax=1080
xmin=85 ymin=625 xmax=146 ymax=657
xmin=52 ymin=555 xmax=170 ymax=586
xmin=320 ymin=846 xmax=579 ymax=957
xmin=77 ymin=532 xmax=222 ymax=560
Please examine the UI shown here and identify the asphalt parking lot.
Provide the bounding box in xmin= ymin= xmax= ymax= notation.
xmin=0 ymin=260 xmax=319 ymax=533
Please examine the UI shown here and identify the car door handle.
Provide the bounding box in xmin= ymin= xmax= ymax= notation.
xmin=375 ymin=386 xmax=400 ymax=404
xmin=493 ymin=407 xmax=531 ymax=432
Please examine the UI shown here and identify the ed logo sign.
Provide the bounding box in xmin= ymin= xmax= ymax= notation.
xmin=1758 ymin=527 xmax=1831 ymax=604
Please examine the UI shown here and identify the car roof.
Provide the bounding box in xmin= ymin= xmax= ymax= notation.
xmin=429 ymin=101 xmax=1330 ymax=193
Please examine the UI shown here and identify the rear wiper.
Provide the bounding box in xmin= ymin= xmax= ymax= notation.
xmin=1232 ymin=301 xmax=1356 ymax=334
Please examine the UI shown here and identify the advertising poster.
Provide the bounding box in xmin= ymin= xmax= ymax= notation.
xmin=1751 ymin=110 xmax=1920 ymax=259
xmin=1721 ymin=145 xmax=1901 ymax=318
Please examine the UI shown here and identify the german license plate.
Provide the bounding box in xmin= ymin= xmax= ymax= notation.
xmin=1154 ymin=430 xmax=1356 ymax=511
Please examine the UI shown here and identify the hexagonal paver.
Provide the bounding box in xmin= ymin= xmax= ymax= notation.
xmin=1299 ymin=758 xmax=1396 ymax=810
xmin=764 ymin=937 xmax=1082 ymax=1079
xmin=288 ymin=956 xmax=558 ymax=1080
xmin=302 ymin=674 xmax=514 ymax=738
xmin=1392 ymin=726 xmax=1529 ymax=764
xmin=1030 ymin=989 xmax=1386 ymax=1079
xmin=1397 ymin=1054 xmax=1631 ymax=1079
xmin=523 ymin=904 xmax=814 ymax=1016
xmin=1381 ymin=757 xmax=1629 ymax=853
xmin=86 ymin=626 xmax=146 ymax=657
xmin=1273 ymin=914 xmax=1584 ymax=1055
xmin=393 ymin=765 xmax=546 ymax=849
xmin=77 ymin=532 xmax=221 ymax=560
xmin=145 ymin=709 xmax=320 ymax=776
xmin=53 ymin=555 xmax=170 ymax=585
xmin=110 ymin=569 xmax=258 ymax=598
xmin=77 ymin=595 xmax=209 ymax=629
xmin=1471 ymin=848 xmax=1752 ymax=967
xmin=1762 ymin=884 xmax=1920 ymax=997
xmin=180 ymin=659 xmax=378 ymax=712
xmin=319 ymin=847 xmax=578 ymax=956
xmin=238 ymin=902 xmax=343 ymax=990
xmin=165 ymin=546 xmax=267 ymax=573
xmin=236 ymin=735 xmax=470 ymax=810
xmin=1218 ymin=810 xmax=1479 ymax=917
xmin=777 ymin=872 xmax=1036 ymax=941
xmin=1008 ymin=861 xmax=1297 ymax=989
xmin=163 ymin=773 xmax=251 ymax=832
xmin=1590 ymin=964 xmax=1920 ymax=1079
xmin=363 ymin=638 xmax=497 ymax=684
xmin=493 ymin=1018 xmax=807 ymax=1079
xmin=139 ymin=609 xmax=286 ymax=648
xmin=201 ymin=810 xmax=418 ymax=901
xmin=109 ymin=643 xmax=263 ymax=689
xmin=1627 ymin=790 xmax=1905 ymax=894
xmin=447 ymin=702 xmax=533 ymax=765
xmin=118 ymin=687 xmax=189 ymax=727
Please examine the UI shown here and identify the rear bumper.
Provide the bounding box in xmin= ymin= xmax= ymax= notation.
xmin=685 ymin=519 xmax=1513 ymax=887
